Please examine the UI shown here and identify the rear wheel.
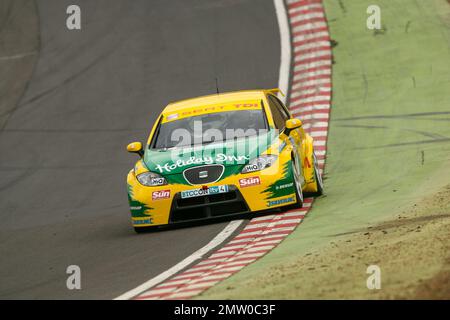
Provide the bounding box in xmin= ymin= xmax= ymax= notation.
xmin=289 ymin=156 xmax=304 ymax=209
xmin=311 ymin=152 xmax=324 ymax=196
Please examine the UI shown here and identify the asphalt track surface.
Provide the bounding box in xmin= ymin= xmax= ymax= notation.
xmin=0 ymin=0 xmax=281 ymax=299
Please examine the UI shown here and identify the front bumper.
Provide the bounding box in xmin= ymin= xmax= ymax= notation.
xmin=127 ymin=160 xmax=298 ymax=228
xmin=169 ymin=185 xmax=249 ymax=223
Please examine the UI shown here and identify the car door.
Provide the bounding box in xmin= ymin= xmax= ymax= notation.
xmin=267 ymin=95 xmax=305 ymax=183
xmin=267 ymin=94 xmax=303 ymax=147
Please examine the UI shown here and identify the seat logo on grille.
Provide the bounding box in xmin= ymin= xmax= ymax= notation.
xmin=183 ymin=164 xmax=225 ymax=185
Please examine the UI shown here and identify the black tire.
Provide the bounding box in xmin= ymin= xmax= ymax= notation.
xmin=134 ymin=226 xmax=159 ymax=233
xmin=311 ymin=151 xmax=324 ymax=196
xmin=134 ymin=227 xmax=147 ymax=233
xmin=288 ymin=155 xmax=304 ymax=209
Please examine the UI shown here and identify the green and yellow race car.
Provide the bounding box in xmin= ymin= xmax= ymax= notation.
xmin=126 ymin=89 xmax=323 ymax=232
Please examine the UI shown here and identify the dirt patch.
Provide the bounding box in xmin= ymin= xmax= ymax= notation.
xmin=220 ymin=185 xmax=450 ymax=299
xmin=415 ymin=257 xmax=450 ymax=299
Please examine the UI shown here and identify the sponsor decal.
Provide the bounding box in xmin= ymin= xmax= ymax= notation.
xmin=128 ymin=184 xmax=154 ymax=217
xmin=155 ymin=153 xmax=250 ymax=173
xmin=239 ymin=176 xmax=261 ymax=188
xmin=180 ymin=103 xmax=259 ymax=117
xmin=275 ymin=182 xmax=293 ymax=190
xmin=161 ymin=100 xmax=262 ymax=123
xmin=133 ymin=218 xmax=152 ymax=225
xmin=181 ymin=185 xmax=229 ymax=199
xmin=267 ymin=196 xmax=295 ymax=207
xmin=150 ymin=177 xmax=166 ymax=185
xmin=242 ymin=163 xmax=259 ymax=173
xmin=152 ymin=189 xmax=171 ymax=200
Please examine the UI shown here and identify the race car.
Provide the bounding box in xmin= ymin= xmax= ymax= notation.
xmin=126 ymin=89 xmax=323 ymax=232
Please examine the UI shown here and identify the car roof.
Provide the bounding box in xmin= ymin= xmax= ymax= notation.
xmin=162 ymin=89 xmax=280 ymax=113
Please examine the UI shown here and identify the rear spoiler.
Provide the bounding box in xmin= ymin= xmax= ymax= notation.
xmin=265 ymin=88 xmax=285 ymax=97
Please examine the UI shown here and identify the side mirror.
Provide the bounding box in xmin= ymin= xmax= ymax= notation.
xmin=127 ymin=141 xmax=144 ymax=157
xmin=284 ymin=118 xmax=302 ymax=136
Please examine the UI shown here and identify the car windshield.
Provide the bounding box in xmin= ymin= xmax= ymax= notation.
xmin=151 ymin=109 xmax=268 ymax=149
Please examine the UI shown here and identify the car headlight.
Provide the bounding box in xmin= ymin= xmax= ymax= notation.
xmin=136 ymin=172 xmax=167 ymax=186
xmin=241 ymin=155 xmax=278 ymax=173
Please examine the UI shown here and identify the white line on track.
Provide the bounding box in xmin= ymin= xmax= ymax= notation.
xmin=0 ymin=51 xmax=37 ymax=61
xmin=274 ymin=0 xmax=292 ymax=104
xmin=114 ymin=219 xmax=243 ymax=300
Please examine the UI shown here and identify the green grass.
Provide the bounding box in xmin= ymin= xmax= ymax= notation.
xmin=199 ymin=0 xmax=450 ymax=299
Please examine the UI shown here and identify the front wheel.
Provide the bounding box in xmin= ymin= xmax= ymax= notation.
xmin=134 ymin=227 xmax=148 ymax=234
xmin=134 ymin=226 xmax=160 ymax=233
